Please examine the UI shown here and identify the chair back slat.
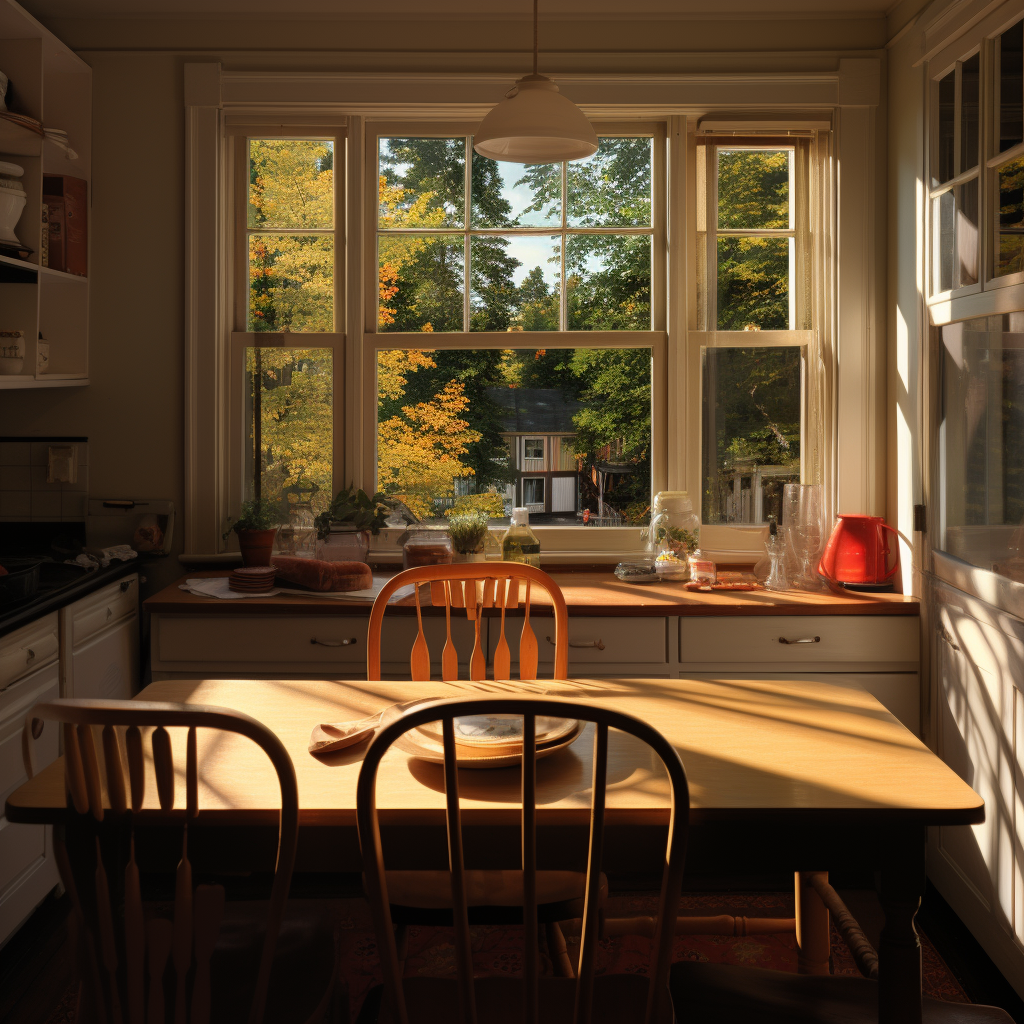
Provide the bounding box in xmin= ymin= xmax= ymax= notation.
xmin=410 ymin=585 xmax=431 ymax=681
xmin=23 ymin=699 xmax=301 ymax=1024
xmin=153 ymin=726 xmax=175 ymax=810
xmin=574 ymin=723 xmax=609 ymax=1024
xmin=522 ymin=713 xmax=539 ymax=1024
xmin=441 ymin=582 xmax=459 ymax=682
xmin=102 ymin=725 xmax=128 ymax=815
xmin=493 ymin=582 xmax=512 ymax=680
xmin=367 ymin=563 xmax=569 ymax=682
xmin=78 ymin=724 xmax=104 ymax=821
xmin=126 ymin=725 xmax=145 ymax=812
xmin=442 ymin=717 xmax=478 ymax=1024
xmin=357 ymin=697 xmax=690 ymax=1024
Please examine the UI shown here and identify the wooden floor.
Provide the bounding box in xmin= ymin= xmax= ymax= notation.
xmin=1 ymin=882 xmax=1021 ymax=1024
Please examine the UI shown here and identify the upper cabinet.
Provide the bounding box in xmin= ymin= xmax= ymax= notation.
xmin=0 ymin=0 xmax=90 ymax=389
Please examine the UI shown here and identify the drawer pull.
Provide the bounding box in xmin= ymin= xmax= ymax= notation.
xmin=25 ymin=648 xmax=35 ymax=662
xmin=777 ymin=636 xmax=821 ymax=645
xmin=548 ymin=636 xmax=605 ymax=651
xmin=310 ymin=637 xmax=358 ymax=648
xmin=120 ymin=579 xmax=135 ymax=593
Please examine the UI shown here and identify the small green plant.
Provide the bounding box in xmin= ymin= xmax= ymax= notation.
xmin=446 ymin=509 xmax=490 ymax=554
xmin=315 ymin=484 xmax=390 ymax=540
xmin=222 ymin=497 xmax=281 ymax=541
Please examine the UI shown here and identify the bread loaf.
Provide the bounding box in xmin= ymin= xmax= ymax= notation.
xmin=272 ymin=556 xmax=372 ymax=592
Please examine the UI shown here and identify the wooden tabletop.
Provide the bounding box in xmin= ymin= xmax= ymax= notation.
xmin=145 ymin=571 xmax=920 ymax=618
xmin=7 ymin=676 xmax=979 ymax=829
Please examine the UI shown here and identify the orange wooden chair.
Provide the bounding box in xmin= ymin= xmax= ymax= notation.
xmin=22 ymin=698 xmax=341 ymax=1024
xmin=355 ymin=695 xmax=690 ymax=1024
xmin=367 ymin=563 xmax=570 ymax=682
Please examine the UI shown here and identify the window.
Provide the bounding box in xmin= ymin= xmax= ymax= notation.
xmin=523 ymin=477 xmax=546 ymax=506
xmin=693 ymin=138 xmax=817 ymax=525
xmin=524 ymin=439 xmax=545 ymax=460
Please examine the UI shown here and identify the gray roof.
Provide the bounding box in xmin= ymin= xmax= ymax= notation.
xmin=485 ymin=388 xmax=582 ymax=434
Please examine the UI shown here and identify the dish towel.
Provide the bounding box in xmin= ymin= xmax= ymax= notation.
xmin=180 ymin=576 xmax=416 ymax=602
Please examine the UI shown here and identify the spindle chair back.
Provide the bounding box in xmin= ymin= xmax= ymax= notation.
xmin=367 ymin=563 xmax=570 ymax=682
xmin=22 ymin=698 xmax=301 ymax=1024
xmin=356 ymin=696 xmax=690 ymax=1024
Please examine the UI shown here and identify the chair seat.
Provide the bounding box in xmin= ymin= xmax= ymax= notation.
xmin=209 ymin=900 xmax=336 ymax=1024
xmin=357 ymin=974 xmax=675 ymax=1024
xmin=670 ymin=961 xmax=1014 ymax=1024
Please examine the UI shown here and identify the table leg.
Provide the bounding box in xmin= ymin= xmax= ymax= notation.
xmin=795 ymin=870 xmax=831 ymax=975
xmin=878 ymin=831 xmax=926 ymax=1024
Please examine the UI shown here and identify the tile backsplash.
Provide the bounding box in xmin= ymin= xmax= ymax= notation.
xmin=0 ymin=437 xmax=89 ymax=522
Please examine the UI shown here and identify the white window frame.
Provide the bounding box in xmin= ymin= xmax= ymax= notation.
xmin=523 ymin=438 xmax=545 ymax=461
xmin=522 ymin=476 xmax=546 ymax=506
xmin=183 ymin=63 xmax=880 ymax=562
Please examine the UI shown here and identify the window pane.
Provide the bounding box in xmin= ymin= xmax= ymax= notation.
xmin=939 ymin=316 xmax=1024 ymax=580
xmin=1000 ymin=20 xmax=1024 ymax=154
xmin=245 ymin=347 xmax=332 ymax=525
xmin=523 ymin=478 xmax=545 ymax=505
xmin=717 ymin=149 xmax=790 ymax=230
xmin=996 ymin=157 xmax=1024 ymax=278
xmin=378 ymin=235 xmax=464 ymax=332
xmin=716 ymin=236 xmax=790 ymax=330
xmin=960 ymin=53 xmax=980 ymax=173
xmin=470 ymin=153 xmax=560 ymax=228
xmin=567 ymin=137 xmax=653 ymax=227
xmin=376 ymin=348 xmax=651 ymax=523
xmin=701 ymin=346 xmax=802 ymax=525
xmin=378 ymin=137 xmax=465 ymax=228
xmin=470 ymin=235 xmax=560 ymax=331
xmin=958 ymin=179 xmax=979 ymax=287
xmin=249 ymin=235 xmax=333 ymax=331
xmin=932 ymin=191 xmax=955 ymax=293
xmin=248 ymin=139 xmax=333 ymax=230
xmin=938 ymin=70 xmax=956 ymax=184
xmin=565 ymin=234 xmax=651 ymax=330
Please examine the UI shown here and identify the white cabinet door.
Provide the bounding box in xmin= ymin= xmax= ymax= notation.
xmin=66 ymin=613 xmax=139 ymax=700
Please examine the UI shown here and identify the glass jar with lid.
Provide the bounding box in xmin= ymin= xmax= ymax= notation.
xmin=401 ymin=527 xmax=454 ymax=571
xmin=647 ymin=491 xmax=701 ymax=580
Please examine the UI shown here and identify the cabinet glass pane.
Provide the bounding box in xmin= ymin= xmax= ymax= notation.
xmin=248 ymin=139 xmax=333 ymax=230
xmin=376 ymin=347 xmax=651 ymax=523
xmin=717 ymin=236 xmax=790 ymax=329
xmin=378 ymin=235 xmax=464 ymax=332
xmin=938 ymin=70 xmax=956 ymax=184
xmin=245 ymin=347 xmax=332 ymax=519
xmin=470 ymin=235 xmax=560 ymax=331
xmin=939 ymin=316 xmax=1024 ymax=581
xmin=248 ymin=235 xmax=333 ymax=332
xmin=718 ymin=149 xmax=791 ymax=230
xmin=1000 ymin=20 xmax=1024 ymax=154
xmin=701 ymin=346 xmax=802 ymax=525
xmin=961 ymin=53 xmax=980 ymax=173
xmin=378 ymin=137 xmax=465 ymax=228
xmin=996 ymin=157 xmax=1024 ymax=278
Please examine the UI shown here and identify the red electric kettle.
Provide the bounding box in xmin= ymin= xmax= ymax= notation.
xmin=817 ymin=514 xmax=900 ymax=590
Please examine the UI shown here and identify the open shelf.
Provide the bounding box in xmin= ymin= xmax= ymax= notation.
xmin=0 ymin=374 xmax=88 ymax=389
xmin=0 ymin=253 xmax=87 ymax=281
xmin=0 ymin=117 xmax=43 ymax=157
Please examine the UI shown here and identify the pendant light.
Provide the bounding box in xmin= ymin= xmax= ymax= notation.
xmin=474 ymin=0 xmax=598 ymax=164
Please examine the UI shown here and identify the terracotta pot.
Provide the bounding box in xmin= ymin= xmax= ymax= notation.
xmin=236 ymin=527 xmax=278 ymax=567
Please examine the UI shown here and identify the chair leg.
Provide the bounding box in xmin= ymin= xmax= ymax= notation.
xmin=546 ymin=921 xmax=575 ymax=978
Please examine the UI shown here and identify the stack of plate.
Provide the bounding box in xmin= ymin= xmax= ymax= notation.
xmin=228 ymin=566 xmax=277 ymax=593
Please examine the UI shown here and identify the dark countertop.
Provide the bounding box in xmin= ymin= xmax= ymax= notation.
xmin=0 ymin=558 xmax=145 ymax=639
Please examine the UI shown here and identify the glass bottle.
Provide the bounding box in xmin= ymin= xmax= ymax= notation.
xmin=502 ymin=507 xmax=541 ymax=567
xmin=764 ymin=519 xmax=789 ymax=592
xmin=648 ymin=491 xmax=701 ymax=581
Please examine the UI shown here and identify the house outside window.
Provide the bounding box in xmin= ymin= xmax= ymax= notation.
xmin=524 ymin=439 xmax=545 ymax=461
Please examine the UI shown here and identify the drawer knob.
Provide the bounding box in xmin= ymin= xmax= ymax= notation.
xmin=777 ymin=636 xmax=821 ymax=645
xmin=25 ymin=648 xmax=35 ymax=662
xmin=548 ymin=635 xmax=605 ymax=651
xmin=120 ymin=579 xmax=135 ymax=593
xmin=310 ymin=637 xmax=357 ymax=647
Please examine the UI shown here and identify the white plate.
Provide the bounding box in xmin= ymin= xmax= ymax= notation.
xmin=415 ymin=713 xmax=578 ymax=748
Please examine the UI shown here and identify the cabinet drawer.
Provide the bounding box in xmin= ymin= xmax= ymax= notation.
xmin=491 ymin=615 xmax=669 ymax=667
xmin=67 ymin=575 xmax=138 ymax=648
xmin=0 ymin=613 xmax=58 ymax=692
xmin=679 ymin=615 xmax=919 ymax=669
xmin=0 ymin=664 xmax=59 ymax=804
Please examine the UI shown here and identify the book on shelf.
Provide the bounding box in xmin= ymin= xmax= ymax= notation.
xmin=42 ymin=175 xmax=86 ymax=276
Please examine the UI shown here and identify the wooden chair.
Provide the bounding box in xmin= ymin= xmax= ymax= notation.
xmin=22 ymin=698 xmax=341 ymax=1024
xmin=355 ymin=695 xmax=690 ymax=1024
xmin=367 ymin=563 xmax=570 ymax=682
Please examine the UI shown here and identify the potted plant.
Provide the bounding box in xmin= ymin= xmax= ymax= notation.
xmin=446 ymin=509 xmax=490 ymax=562
xmin=223 ymin=498 xmax=282 ymax=567
xmin=314 ymin=484 xmax=390 ymax=563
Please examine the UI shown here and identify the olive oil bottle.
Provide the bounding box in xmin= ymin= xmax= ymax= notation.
xmin=502 ymin=507 xmax=541 ymax=567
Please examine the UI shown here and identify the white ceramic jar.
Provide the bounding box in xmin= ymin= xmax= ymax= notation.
xmin=0 ymin=161 xmax=27 ymax=250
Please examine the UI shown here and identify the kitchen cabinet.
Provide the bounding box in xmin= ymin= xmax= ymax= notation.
xmin=0 ymin=613 xmax=59 ymax=946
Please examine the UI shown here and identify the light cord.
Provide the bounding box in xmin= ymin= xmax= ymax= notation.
xmin=533 ymin=0 xmax=538 ymax=76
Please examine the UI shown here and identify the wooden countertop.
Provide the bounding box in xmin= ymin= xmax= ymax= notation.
xmin=145 ymin=570 xmax=920 ymax=618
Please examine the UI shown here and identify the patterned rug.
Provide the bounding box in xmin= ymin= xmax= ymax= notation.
xmin=43 ymin=891 xmax=968 ymax=1023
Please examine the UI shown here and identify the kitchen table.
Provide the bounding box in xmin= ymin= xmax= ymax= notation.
xmin=7 ymin=674 xmax=983 ymax=1024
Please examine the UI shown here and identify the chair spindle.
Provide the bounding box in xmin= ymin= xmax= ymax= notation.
xmin=153 ymin=726 xmax=174 ymax=810
xmin=126 ymin=724 xmax=145 ymax=812
xmin=522 ymin=713 xmax=539 ymax=1024
xmin=63 ymin=722 xmax=89 ymax=815
xmin=102 ymin=725 xmax=127 ymax=815
xmin=78 ymin=724 xmax=104 ymax=821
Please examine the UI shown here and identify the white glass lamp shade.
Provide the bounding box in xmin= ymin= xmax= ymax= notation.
xmin=474 ymin=74 xmax=598 ymax=163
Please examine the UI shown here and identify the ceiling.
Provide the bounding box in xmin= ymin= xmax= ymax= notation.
xmin=21 ymin=0 xmax=900 ymax=18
